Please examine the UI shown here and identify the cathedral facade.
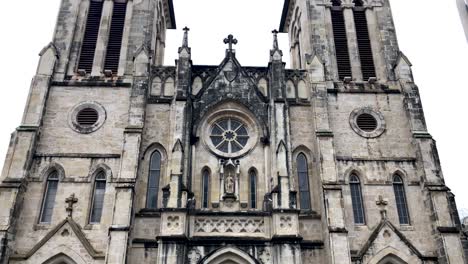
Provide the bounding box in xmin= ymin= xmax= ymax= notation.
xmin=0 ymin=0 xmax=466 ymax=263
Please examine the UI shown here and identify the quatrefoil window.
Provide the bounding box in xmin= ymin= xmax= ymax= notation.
xmin=210 ymin=118 xmax=250 ymax=154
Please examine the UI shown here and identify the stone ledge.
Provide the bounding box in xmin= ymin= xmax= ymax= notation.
xmin=437 ymin=226 xmax=460 ymax=234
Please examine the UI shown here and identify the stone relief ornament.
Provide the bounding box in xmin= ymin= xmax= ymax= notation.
xmin=259 ymin=247 xmax=272 ymax=264
xmin=188 ymin=248 xmax=202 ymax=264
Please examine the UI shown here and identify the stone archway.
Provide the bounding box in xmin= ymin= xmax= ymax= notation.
xmin=377 ymin=254 xmax=408 ymax=264
xmin=42 ymin=253 xmax=77 ymax=264
xmin=201 ymin=247 xmax=259 ymax=264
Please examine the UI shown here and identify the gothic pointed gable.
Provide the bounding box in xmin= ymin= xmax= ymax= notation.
xmin=354 ymin=218 xmax=437 ymax=263
xmin=192 ymin=48 xmax=269 ymax=132
xmin=10 ymin=217 xmax=104 ymax=262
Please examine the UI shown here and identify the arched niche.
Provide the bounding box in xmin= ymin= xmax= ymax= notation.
xmin=286 ymin=80 xmax=296 ymax=98
xmin=297 ymin=80 xmax=308 ymax=99
xmin=151 ymin=77 xmax=162 ymax=96
xmin=192 ymin=76 xmax=203 ymax=95
xmin=257 ymin=78 xmax=268 ymax=97
xmin=163 ymin=77 xmax=175 ymax=97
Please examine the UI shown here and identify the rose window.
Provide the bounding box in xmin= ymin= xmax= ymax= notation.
xmin=210 ymin=118 xmax=250 ymax=154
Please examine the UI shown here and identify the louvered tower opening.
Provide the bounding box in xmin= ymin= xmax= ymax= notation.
xmin=331 ymin=8 xmax=352 ymax=80
xmin=353 ymin=8 xmax=376 ymax=80
xmin=104 ymin=2 xmax=127 ymax=74
xmin=78 ymin=1 xmax=104 ymax=73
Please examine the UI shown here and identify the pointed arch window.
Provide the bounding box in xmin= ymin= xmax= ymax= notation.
xmin=297 ymin=153 xmax=311 ymax=210
xmin=330 ymin=0 xmax=352 ymax=80
xmin=393 ymin=175 xmax=410 ymax=225
xmin=40 ymin=171 xmax=59 ymax=223
xmin=90 ymin=171 xmax=106 ymax=223
xmin=202 ymin=169 xmax=210 ymax=209
xmin=352 ymin=0 xmax=376 ymax=80
xmin=78 ymin=0 xmax=104 ymax=73
xmin=350 ymin=174 xmax=366 ymax=224
xmin=249 ymin=169 xmax=257 ymax=209
xmin=146 ymin=151 xmax=161 ymax=209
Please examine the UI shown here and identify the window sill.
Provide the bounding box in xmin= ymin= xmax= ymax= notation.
xmin=136 ymin=209 xmax=161 ymax=217
xmin=33 ymin=223 xmax=52 ymax=231
xmin=399 ymin=225 xmax=414 ymax=231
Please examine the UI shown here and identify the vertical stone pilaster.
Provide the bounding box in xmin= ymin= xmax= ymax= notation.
xmin=366 ymin=7 xmax=387 ymax=82
xmin=343 ymin=6 xmax=363 ymax=81
xmin=92 ymin=0 xmax=114 ymax=76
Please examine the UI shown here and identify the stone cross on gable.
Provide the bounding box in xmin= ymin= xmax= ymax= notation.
xmin=376 ymin=195 xmax=389 ymax=220
xmin=65 ymin=193 xmax=78 ymax=218
xmin=223 ymin=34 xmax=238 ymax=52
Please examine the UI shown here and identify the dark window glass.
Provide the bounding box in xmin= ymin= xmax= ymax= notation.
xmin=104 ymin=1 xmax=128 ymax=73
xmin=40 ymin=171 xmax=59 ymax=223
xmin=297 ymin=154 xmax=311 ymax=210
xmin=78 ymin=0 xmax=104 ymax=73
xmin=353 ymin=1 xmax=376 ymax=80
xmin=350 ymin=174 xmax=366 ymax=224
xmin=249 ymin=170 xmax=257 ymax=209
xmin=330 ymin=3 xmax=352 ymax=80
xmin=146 ymin=151 xmax=161 ymax=209
xmin=393 ymin=175 xmax=410 ymax=224
xmin=90 ymin=171 xmax=106 ymax=223
xmin=202 ymin=170 xmax=210 ymax=209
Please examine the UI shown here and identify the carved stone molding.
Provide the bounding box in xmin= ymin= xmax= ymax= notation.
xmin=192 ymin=217 xmax=267 ymax=237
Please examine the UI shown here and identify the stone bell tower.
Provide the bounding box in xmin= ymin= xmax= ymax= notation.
xmin=280 ymin=0 xmax=467 ymax=263
xmin=0 ymin=0 xmax=175 ymax=263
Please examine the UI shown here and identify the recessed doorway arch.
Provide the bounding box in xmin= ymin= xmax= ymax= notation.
xmin=200 ymin=246 xmax=259 ymax=264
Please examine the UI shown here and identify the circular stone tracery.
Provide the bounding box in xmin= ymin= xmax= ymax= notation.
xmin=210 ymin=118 xmax=250 ymax=154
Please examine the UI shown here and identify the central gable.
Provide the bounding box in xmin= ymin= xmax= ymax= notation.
xmin=192 ymin=52 xmax=269 ymax=135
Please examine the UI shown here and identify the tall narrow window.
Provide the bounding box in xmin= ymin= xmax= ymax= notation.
xmin=78 ymin=0 xmax=104 ymax=73
xmin=353 ymin=0 xmax=376 ymax=80
xmin=297 ymin=153 xmax=311 ymax=210
xmin=104 ymin=1 xmax=128 ymax=74
xmin=249 ymin=170 xmax=257 ymax=209
xmin=90 ymin=171 xmax=106 ymax=223
xmin=40 ymin=171 xmax=59 ymax=223
xmin=330 ymin=0 xmax=352 ymax=80
xmin=146 ymin=151 xmax=161 ymax=209
xmin=350 ymin=174 xmax=366 ymax=224
xmin=393 ymin=175 xmax=410 ymax=225
xmin=202 ymin=169 xmax=210 ymax=209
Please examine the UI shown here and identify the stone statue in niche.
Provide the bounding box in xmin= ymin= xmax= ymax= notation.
xmin=225 ymin=168 xmax=235 ymax=194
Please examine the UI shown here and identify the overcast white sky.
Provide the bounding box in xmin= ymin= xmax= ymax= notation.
xmin=0 ymin=0 xmax=466 ymax=217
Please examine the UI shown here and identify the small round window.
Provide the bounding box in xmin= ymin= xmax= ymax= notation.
xmin=210 ymin=118 xmax=250 ymax=154
xmin=69 ymin=102 xmax=106 ymax=134
xmin=350 ymin=108 xmax=386 ymax=138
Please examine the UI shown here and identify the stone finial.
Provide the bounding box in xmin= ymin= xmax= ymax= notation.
xmin=182 ymin=26 xmax=190 ymax=47
xmin=376 ymin=195 xmax=389 ymax=220
xmin=65 ymin=193 xmax=78 ymax=218
xmin=272 ymin=29 xmax=279 ymax=50
xmin=223 ymin=34 xmax=238 ymax=52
